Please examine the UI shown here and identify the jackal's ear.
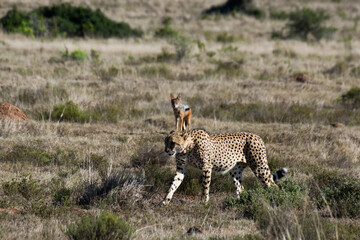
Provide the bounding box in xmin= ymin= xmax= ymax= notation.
xmin=170 ymin=93 xmax=175 ymax=99
xmin=177 ymin=94 xmax=181 ymax=99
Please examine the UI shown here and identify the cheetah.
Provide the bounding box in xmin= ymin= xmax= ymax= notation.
xmin=160 ymin=129 xmax=287 ymax=205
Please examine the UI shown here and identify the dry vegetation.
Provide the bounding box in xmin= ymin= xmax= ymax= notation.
xmin=1 ymin=0 xmax=360 ymax=239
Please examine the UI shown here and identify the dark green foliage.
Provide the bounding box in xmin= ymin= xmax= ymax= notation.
xmin=155 ymin=25 xmax=179 ymax=38
xmin=309 ymin=170 xmax=360 ymax=218
xmin=287 ymin=8 xmax=336 ymax=40
xmin=66 ymin=211 xmax=134 ymax=240
xmin=53 ymin=187 xmax=72 ymax=206
xmin=155 ymin=16 xmax=179 ymax=38
xmin=203 ymin=0 xmax=265 ymax=19
xmin=3 ymin=175 xmax=43 ymax=200
xmin=216 ymin=32 xmax=235 ymax=43
xmin=224 ymin=178 xmax=306 ymax=219
xmin=62 ymin=49 xmax=88 ymax=61
xmin=339 ymin=87 xmax=360 ymax=109
xmin=51 ymin=101 xmax=88 ymax=122
xmin=0 ymin=4 xmax=142 ymax=38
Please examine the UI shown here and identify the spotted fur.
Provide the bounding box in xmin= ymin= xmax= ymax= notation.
xmin=160 ymin=129 xmax=287 ymax=205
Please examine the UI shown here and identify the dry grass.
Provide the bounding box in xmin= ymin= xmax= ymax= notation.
xmin=1 ymin=0 xmax=360 ymax=239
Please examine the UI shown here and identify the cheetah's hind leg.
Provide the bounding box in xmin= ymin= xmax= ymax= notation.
xmin=229 ymin=163 xmax=246 ymax=198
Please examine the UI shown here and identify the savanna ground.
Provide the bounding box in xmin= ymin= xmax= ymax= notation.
xmin=1 ymin=0 xmax=360 ymax=239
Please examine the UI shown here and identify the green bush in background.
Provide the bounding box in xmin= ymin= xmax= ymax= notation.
xmin=67 ymin=211 xmax=134 ymax=240
xmin=0 ymin=4 xmax=143 ymax=38
xmin=287 ymin=8 xmax=336 ymax=40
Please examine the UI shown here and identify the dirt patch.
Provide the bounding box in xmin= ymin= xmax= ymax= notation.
xmin=0 ymin=102 xmax=28 ymax=122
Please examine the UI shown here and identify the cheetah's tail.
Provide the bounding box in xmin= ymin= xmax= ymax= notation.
xmin=272 ymin=168 xmax=288 ymax=182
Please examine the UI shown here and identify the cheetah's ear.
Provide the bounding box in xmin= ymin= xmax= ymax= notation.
xmin=182 ymin=132 xmax=189 ymax=140
xmin=170 ymin=93 xmax=175 ymax=99
xmin=169 ymin=130 xmax=175 ymax=134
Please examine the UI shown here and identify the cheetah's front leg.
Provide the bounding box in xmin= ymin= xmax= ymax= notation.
xmin=160 ymin=160 xmax=187 ymax=206
xmin=201 ymin=167 xmax=212 ymax=203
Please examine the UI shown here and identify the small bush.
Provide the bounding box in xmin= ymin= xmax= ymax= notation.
xmin=51 ymin=101 xmax=89 ymax=122
xmin=155 ymin=25 xmax=179 ymax=38
xmin=309 ymin=170 xmax=360 ymax=218
xmin=339 ymin=87 xmax=360 ymax=109
xmin=0 ymin=4 xmax=143 ymax=38
xmin=94 ymin=66 xmax=119 ymax=82
xmin=224 ymin=178 xmax=306 ymax=219
xmin=155 ymin=16 xmax=179 ymax=38
xmin=3 ymin=175 xmax=43 ymax=201
xmin=61 ymin=49 xmax=88 ymax=61
xmin=203 ymin=0 xmax=265 ymax=19
xmin=53 ymin=187 xmax=72 ymax=206
xmin=286 ymin=8 xmax=336 ymax=40
xmin=216 ymin=32 xmax=235 ymax=43
xmin=66 ymin=211 xmax=134 ymax=240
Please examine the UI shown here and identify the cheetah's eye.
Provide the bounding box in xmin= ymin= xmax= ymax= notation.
xmin=169 ymin=142 xmax=175 ymax=149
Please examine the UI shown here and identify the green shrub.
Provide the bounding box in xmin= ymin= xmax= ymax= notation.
xmin=53 ymin=187 xmax=72 ymax=206
xmin=155 ymin=16 xmax=179 ymax=38
xmin=286 ymin=8 xmax=336 ymax=40
xmin=216 ymin=32 xmax=235 ymax=43
xmin=203 ymin=0 xmax=265 ymax=19
xmin=0 ymin=4 xmax=143 ymax=38
xmin=339 ymin=87 xmax=360 ymax=109
xmin=309 ymin=170 xmax=360 ymax=218
xmin=30 ymin=200 xmax=54 ymax=218
xmin=155 ymin=25 xmax=179 ymax=38
xmin=3 ymin=175 xmax=43 ymax=201
xmin=224 ymin=178 xmax=306 ymax=219
xmin=69 ymin=49 xmax=87 ymax=61
xmin=51 ymin=101 xmax=89 ymax=122
xmin=66 ymin=211 xmax=134 ymax=240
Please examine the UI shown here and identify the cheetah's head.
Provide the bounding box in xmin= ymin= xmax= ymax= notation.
xmin=164 ymin=131 xmax=190 ymax=157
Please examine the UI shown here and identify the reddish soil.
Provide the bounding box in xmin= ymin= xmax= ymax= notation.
xmin=0 ymin=102 xmax=28 ymax=122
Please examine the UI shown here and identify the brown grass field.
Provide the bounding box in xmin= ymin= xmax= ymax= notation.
xmin=1 ymin=0 xmax=360 ymax=239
